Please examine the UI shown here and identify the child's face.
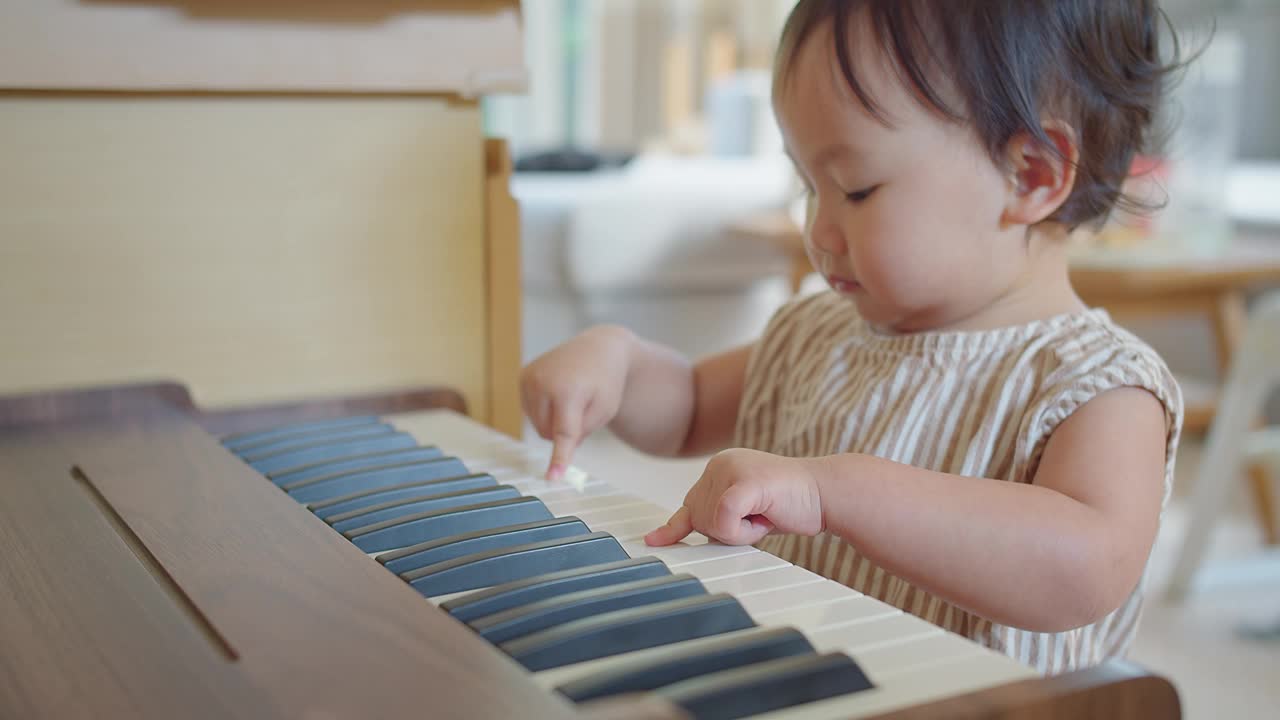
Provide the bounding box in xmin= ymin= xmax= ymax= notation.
xmin=774 ymin=19 xmax=1031 ymax=332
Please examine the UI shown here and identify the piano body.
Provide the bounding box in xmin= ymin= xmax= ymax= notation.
xmin=0 ymin=383 xmax=1181 ymax=719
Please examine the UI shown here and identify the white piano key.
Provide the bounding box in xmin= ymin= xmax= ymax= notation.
xmin=702 ymin=565 xmax=826 ymax=597
xmin=813 ymin=612 xmax=941 ymax=652
xmin=506 ymin=480 xmax=609 ymax=500
xmin=540 ymin=492 xmax=650 ymax=515
xmin=475 ymin=466 xmax=533 ymax=480
xmin=387 ymin=413 xmax=485 ymax=445
xmin=590 ymin=515 xmax=679 ymax=541
xmin=680 ymin=551 xmax=790 ymax=582
xmin=570 ymin=502 xmax=670 ymax=525
xmin=740 ymin=580 xmax=864 ymax=619
xmin=493 ymin=457 xmax=591 ymax=483
xmin=619 ymin=540 xmax=755 ymax=567
xmin=757 ymin=596 xmax=903 ymax=636
xmin=461 ymin=456 xmax=520 ymax=470
xmin=745 ymin=652 xmax=1035 ymax=720
xmin=840 ymin=632 xmax=987 ymax=681
xmin=514 ymin=479 xmax=614 ymax=502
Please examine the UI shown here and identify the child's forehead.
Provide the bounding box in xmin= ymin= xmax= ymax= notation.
xmin=774 ymin=14 xmax=947 ymax=133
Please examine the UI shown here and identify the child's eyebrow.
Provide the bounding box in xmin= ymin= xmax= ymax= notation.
xmin=787 ymin=144 xmax=864 ymax=168
xmin=814 ymin=144 xmax=863 ymax=165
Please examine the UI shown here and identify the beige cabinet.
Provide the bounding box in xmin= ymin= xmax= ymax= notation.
xmin=0 ymin=1 xmax=525 ymax=436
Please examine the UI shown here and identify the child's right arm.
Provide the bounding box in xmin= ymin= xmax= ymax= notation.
xmin=520 ymin=324 xmax=752 ymax=478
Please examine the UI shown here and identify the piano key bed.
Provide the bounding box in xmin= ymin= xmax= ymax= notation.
xmin=221 ymin=409 xmax=1038 ymax=720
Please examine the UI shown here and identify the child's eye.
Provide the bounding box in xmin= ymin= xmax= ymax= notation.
xmin=845 ymin=186 xmax=879 ymax=204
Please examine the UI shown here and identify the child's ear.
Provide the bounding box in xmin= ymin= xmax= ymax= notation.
xmin=1000 ymin=121 xmax=1079 ymax=228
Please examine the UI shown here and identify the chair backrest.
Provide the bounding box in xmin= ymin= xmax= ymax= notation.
xmin=1199 ymin=292 xmax=1280 ymax=486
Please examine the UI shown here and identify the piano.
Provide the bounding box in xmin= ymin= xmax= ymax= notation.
xmin=0 ymin=383 xmax=1181 ymax=719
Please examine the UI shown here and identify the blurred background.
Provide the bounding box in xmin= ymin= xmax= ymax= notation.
xmin=484 ymin=2 xmax=1280 ymax=718
xmin=486 ymin=0 xmax=1280 ymax=364
xmin=486 ymin=0 xmax=799 ymax=362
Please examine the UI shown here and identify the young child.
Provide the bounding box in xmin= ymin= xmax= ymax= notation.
xmin=521 ymin=0 xmax=1183 ymax=675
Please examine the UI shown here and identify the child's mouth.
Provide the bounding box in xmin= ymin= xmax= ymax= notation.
xmin=827 ymin=276 xmax=862 ymax=294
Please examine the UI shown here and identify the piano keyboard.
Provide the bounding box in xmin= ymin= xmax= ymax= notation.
xmin=223 ymin=409 xmax=1036 ymax=719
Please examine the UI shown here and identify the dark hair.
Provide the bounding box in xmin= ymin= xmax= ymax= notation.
xmin=775 ymin=0 xmax=1186 ymax=230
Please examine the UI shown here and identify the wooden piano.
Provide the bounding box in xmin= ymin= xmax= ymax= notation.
xmin=0 ymin=383 xmax=1182 ymax=720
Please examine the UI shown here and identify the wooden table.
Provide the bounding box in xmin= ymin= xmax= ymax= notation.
xmin=733 ymin=211 xmax=1280 ymax=544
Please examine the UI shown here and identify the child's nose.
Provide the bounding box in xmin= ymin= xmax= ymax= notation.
xmin=807 ymin=215 xmax=848 ymax=258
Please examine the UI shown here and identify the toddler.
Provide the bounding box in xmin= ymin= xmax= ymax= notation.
xmin=521 ymin=0 xmax=1184 ymax=675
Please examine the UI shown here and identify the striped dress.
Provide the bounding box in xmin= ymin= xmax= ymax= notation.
xmin=738 ymin=291 xmax=1183 ymax=675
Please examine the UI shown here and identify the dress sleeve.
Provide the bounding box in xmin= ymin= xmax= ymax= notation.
xmin=1014 ymin=334 xmax=1184 ymax=507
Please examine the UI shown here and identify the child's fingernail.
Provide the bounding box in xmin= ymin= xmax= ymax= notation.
xmin=547 ymin=464 xmax=565 ymax=479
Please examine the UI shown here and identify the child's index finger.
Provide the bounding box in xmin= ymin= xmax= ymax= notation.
xmin=643 ymin=506 xmax=694 ymax=546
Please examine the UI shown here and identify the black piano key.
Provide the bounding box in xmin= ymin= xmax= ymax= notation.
xmin=221 ymin=415 xmax=379 ymax=451
xmin=310 ymin=474 xmax=497 ymax=520
xmin=472 ymin=573 xmax=706 ymax=646
xmin=266 ymin=446 xmax=443 ymax=487
xmin=228 ymin=422 xmax=394 ymax=458
xmin=501 ymin=594 xmax=756 ymax=672
xmin=378 ymin=517 xmax=591 ymax=575
xmin=249 ymin=433 xmax=417 ymax=475
xmin=555 ymin=627 xmax=816 ymax=704
xmin=400 ymin=532 xmax=629 ymax=598
xmin=440 ymin=557 xmax=671 ymax=624
xmin=656 ymin=653 xmax=874 ymax=720
xmin=284 ymin=457 xmax=470 ymax=504
xmin=346 ymin=496 xmax=553 ymax=554
xmin=238 ymin=424 xmax=397 ymax=463
xmin=328 ymin=485 xmax=522 ymax=534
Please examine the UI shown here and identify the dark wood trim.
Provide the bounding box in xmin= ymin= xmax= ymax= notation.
xmin=0 ymin=381 xmax=466 ymax=434
xmin=0 ymin=381 xmax=197 ymax=429
xmin=863 ymin=660 xmax=1180 ymax=720
xmin=197 ymin=387 xmax=467 ymax=436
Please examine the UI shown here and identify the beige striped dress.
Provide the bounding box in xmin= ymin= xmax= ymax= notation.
xmin=738 ymin=291 xmax=1183 ymax=675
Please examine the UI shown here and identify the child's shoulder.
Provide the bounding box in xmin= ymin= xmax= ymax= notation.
xmin=1023 ymin=310 xmax=1184 ymax=455
xmin=1032 ymin=309 xmax=1175 ymax=386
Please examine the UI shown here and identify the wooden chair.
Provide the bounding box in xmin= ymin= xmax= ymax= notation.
xmin=1167 ymin=291 xmax=1280 ymax=604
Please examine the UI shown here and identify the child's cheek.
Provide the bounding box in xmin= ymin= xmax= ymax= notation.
xmin=857 ymin=203 xmax=933 ymax=304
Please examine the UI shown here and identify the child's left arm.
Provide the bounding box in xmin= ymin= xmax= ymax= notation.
xmin=645 ymin=387 xmax=1168 ymax=633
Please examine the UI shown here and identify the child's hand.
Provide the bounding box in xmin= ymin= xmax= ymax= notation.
xmin=645 ymin=449 xmax=825 ymax=546
xmin=521 ymin=325 xmax=634 ymax=479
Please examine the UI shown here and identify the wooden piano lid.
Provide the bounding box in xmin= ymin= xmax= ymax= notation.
xmin=0 ymin=408 xmax=572 ymax=719
xmin=0 ymin=0 xmax=527 ymax=95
